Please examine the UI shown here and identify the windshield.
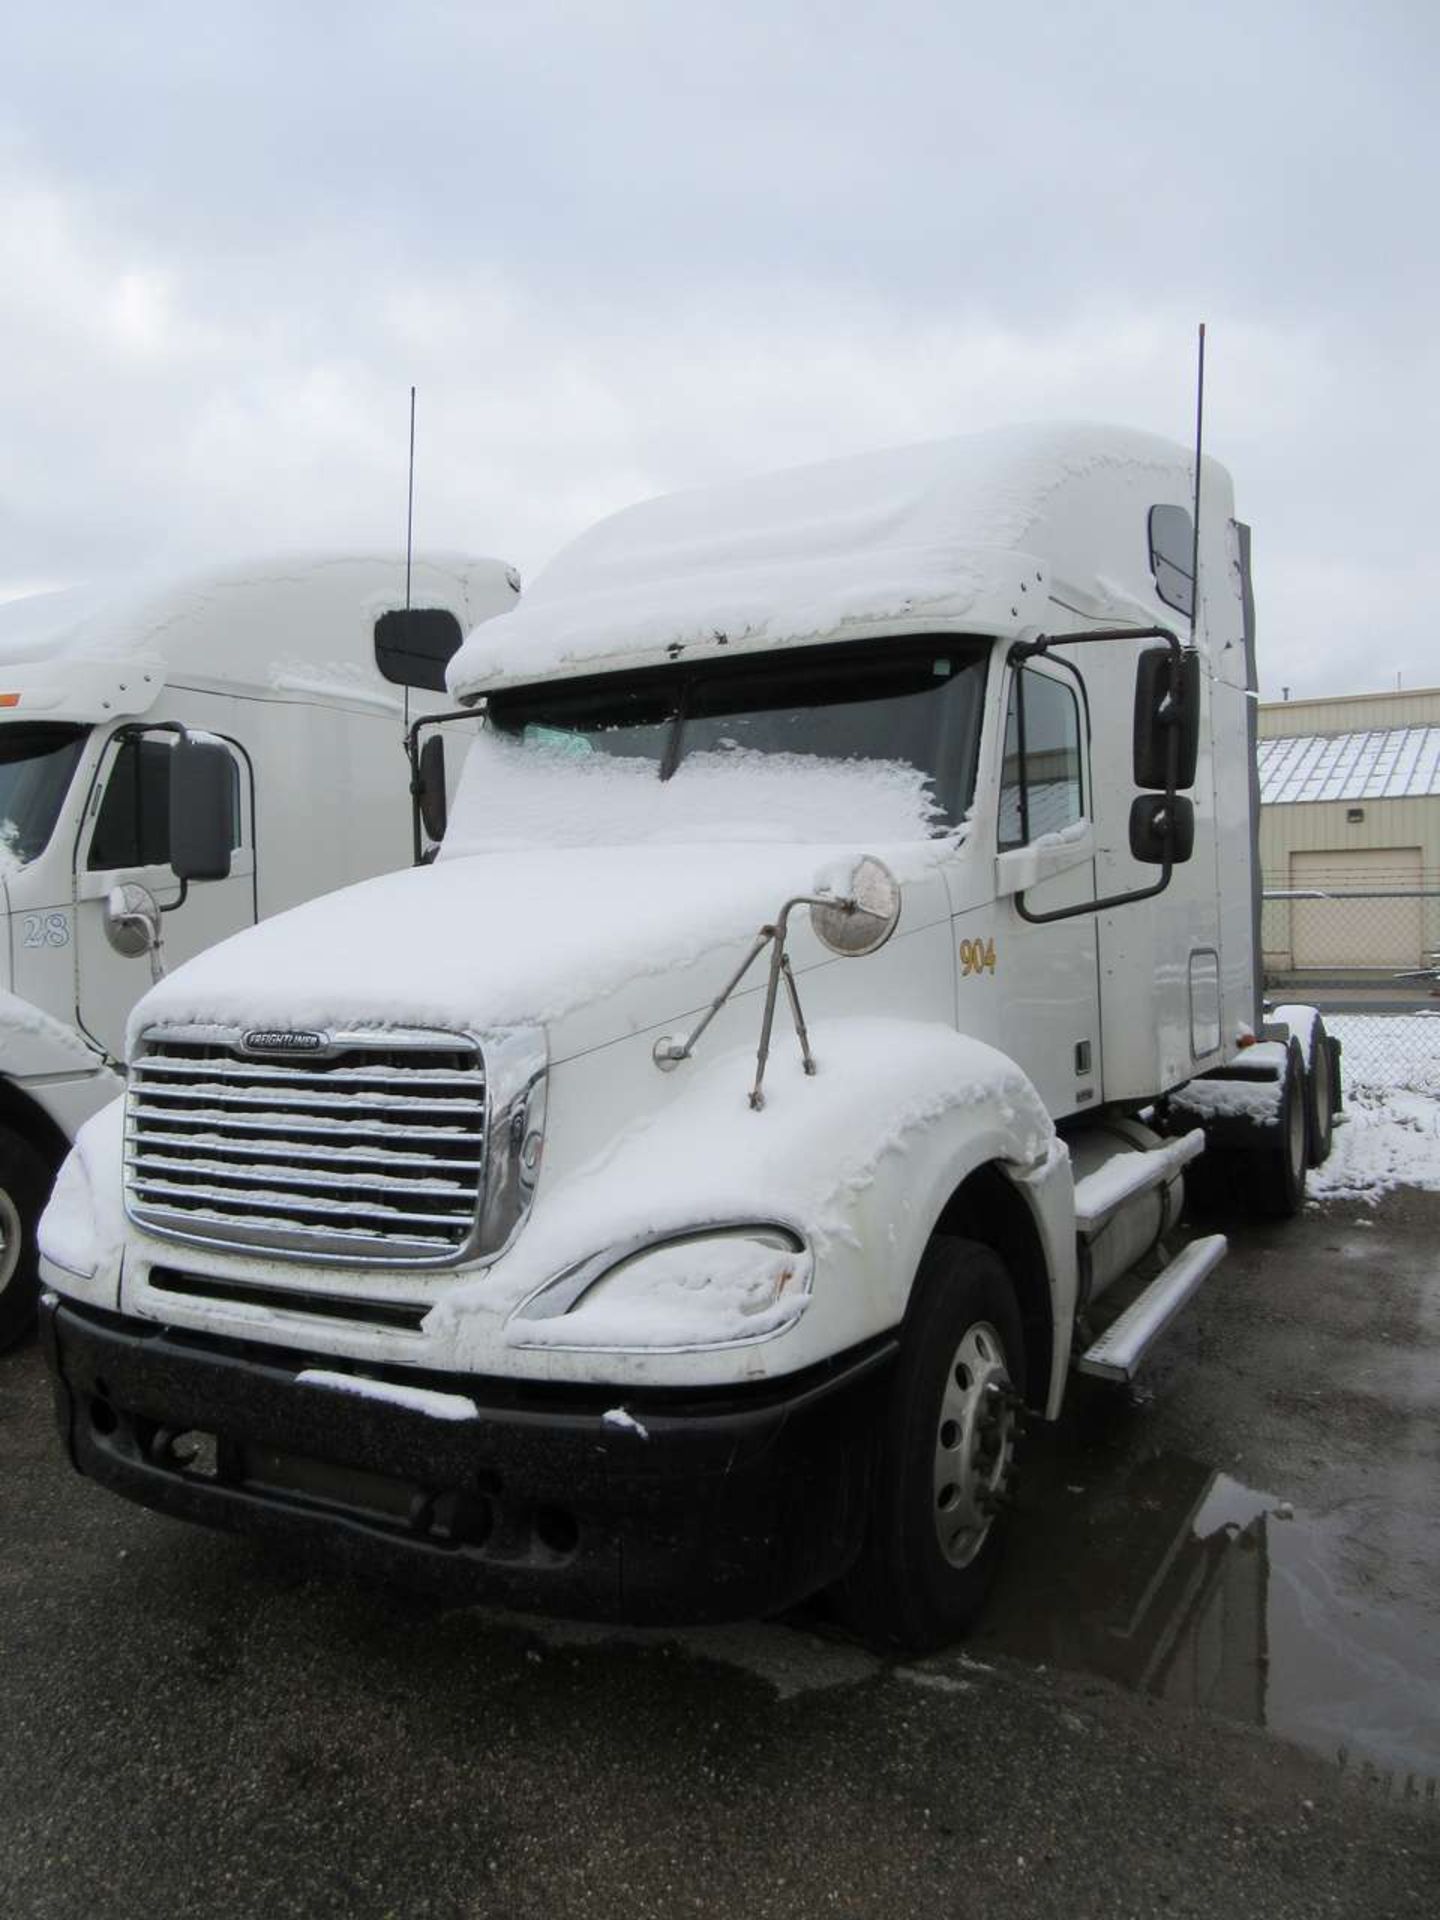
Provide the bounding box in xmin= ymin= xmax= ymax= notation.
xmin=0 ymin=723 xmax=88 ymax=869
xmin=485 ymin=637 xmax=989 ymax=832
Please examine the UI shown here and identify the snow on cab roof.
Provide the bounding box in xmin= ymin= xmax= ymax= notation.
xmin=1258 ymin=726 xmax=1440 ymax=805
xmin=0 ymin=551 xmax=513 ymax=680
xmin=449 ymin=422 xmax=1229 ymax=698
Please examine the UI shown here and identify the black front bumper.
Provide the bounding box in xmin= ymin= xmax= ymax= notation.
xmin=42 ymin=1296 xmax=894 ymax=1626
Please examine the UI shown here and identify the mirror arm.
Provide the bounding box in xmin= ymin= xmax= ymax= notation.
xmin=654 ymin=893 xmax=843 ymax=1078
xmin=654 ymin=860 xmax=896 ymax=1102
xmin=1011 ymin=623 xmax=1189 ymax=924
xmin=749 ymin=897 xmax=829 ymax=1110
xmin=1014 ymin=862 xmax=1173 ymax=925
xmin=406 ymin=706 xmax=480 ymax=866
xmin=1010 ymin=623 xmax=1183 ymax=662
xmin=113 ymin=719 xmax=188 ymax=742
xmin=654 ymin=927 xmax=775 ymax=1068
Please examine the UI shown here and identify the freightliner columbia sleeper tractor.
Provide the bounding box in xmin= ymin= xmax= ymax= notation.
xmin=36 ymin=427 xmax=1338 ymax=1649
xmin=0 ymin=552 xmax=518 ymax=1350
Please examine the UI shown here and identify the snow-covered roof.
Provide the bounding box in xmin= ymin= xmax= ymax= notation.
xmin=1258 ymin=727 xmax=1440 ymax=805
xmin=449 ymin=423 xmax=1234 ymax=698
xmin=0 ymin=551 xmax=517 ymax=721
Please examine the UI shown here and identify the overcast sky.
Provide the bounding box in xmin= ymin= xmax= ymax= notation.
xmin=2 ymin=1 xmax=1434 ymax=698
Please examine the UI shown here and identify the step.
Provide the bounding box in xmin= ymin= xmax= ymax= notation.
xmin=1072 ymin=1128 xmax=1206 ymax=1235
xmin=1075 ymin=1233 xmax=1228 ymax=1383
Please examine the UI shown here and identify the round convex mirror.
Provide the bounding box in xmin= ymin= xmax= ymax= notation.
xmin=103 ymin=883 xmax=162 ymax=959
xmin=810 ymin=856 xmax=902 ymax=957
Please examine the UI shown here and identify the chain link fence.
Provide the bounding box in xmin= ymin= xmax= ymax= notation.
xmin=1262 ymin=881 xmax=1440 ymax=1092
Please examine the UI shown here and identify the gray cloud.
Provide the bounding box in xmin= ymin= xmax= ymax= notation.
xmin=1 ymin=0 xmax=1435 ymax=698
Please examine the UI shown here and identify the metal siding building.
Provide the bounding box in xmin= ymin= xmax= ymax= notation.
xmin=1257 ymin=688 xmax=1440 ymax=975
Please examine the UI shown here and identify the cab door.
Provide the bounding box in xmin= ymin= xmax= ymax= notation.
xmin=73 ymin=729 xmax=256 ymax=1059
xmin=987 ymin=657 xmax=1102 ymax=1119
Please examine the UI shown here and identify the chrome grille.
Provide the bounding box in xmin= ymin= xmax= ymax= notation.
xmin=125 ymin=1029 xmax=488 ymax=1266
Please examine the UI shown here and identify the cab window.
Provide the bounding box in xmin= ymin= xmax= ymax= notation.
xmin=87 ymin=736 xmax=242 ymax=871
xmin=0 ymin=722 xmax=87 ymax=864
xmin=998 ymin=669 xmax=1084 ymax=850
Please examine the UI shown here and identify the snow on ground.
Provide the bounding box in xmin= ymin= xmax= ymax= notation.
xmin=1308 ymin=1014 xmax=1440 ymax=1203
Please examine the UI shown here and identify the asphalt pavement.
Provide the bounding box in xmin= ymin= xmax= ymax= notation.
xmin=2 ymin=1189 xmax=1438 ymax=1919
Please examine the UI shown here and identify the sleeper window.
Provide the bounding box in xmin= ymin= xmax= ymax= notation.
xmin=998 ymin=670 xmax=1084 ymax=850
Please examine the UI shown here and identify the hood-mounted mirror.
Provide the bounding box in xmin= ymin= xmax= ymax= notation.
xmin=810 ymin=855 xmax=902 ymax=957
xmin=654 ymin=856 xmax=902 ymax=1109
xmin=104 ymin=883 xmax=166 ymax=982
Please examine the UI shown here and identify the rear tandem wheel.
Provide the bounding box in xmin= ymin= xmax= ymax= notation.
xmin=1245 ymin=1038 xmax=1309 ymax=1219
xmin=1303 ymin=1014 xmax=1338 ymax=1167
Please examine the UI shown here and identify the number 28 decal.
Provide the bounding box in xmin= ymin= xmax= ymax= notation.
xmin=960 ymin=935 xmax=997 ymax=977
xmin=23 ymin=911 xmax=71 ymax=949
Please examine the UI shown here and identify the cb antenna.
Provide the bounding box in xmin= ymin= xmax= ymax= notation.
xmin=405 ymin=384 xmax=416 ymax=609
xmin=404 ymin=384 xmax=416 ymax=736
xmin=1188 ymin=322 xmax=1205 ymax=642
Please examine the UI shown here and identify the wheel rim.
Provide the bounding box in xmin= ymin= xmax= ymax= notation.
xmin=0 ymin=1187 xmax=22 ymax=1296
xmin=932 ymin=1319 xmax=1018 ymax=1569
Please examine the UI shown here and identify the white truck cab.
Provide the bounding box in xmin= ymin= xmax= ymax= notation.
xmin=37 ymin=429 xmax=1336 ymax=1648
xmin=0 ymin=551 xmax=518 ymax=1348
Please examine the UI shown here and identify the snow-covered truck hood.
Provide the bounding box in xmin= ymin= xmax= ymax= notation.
xmin=0 ymin=986 xmax=106 ymax=1074
xmin=125 ymin=841 xmax=924 ymax=1063
xmin=130 ymin=727 xmax=962 ymax=1060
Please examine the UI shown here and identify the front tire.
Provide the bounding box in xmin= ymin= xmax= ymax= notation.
xmin=830 ymin=1236 xmax=1026 ymax=1652
xmin=0 ymin=1125 xmax=53 ymax=1352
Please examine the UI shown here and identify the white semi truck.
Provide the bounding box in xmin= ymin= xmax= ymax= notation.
xmin=0 ymin=551 xmax=518 ymax=1348
xmin=36 ymin=428 xmax=1338 ymax=1649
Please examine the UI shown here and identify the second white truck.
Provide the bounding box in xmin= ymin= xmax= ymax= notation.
xmin=36 ymin=428 xmax=1338 ymax=1648
xmin=0 ymin=551 xmax=517 ymax=1347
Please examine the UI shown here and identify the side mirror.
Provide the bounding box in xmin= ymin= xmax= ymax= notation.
xmin=417 ymin=735 xmax=448 ymax=844
xmin=169 ymin=734 xmax=235 ymax=882
xmin=1133 ymin=645 xmax=1200 ymax=791
xmin=1130 ymin=793 xmax=1195 ymax=866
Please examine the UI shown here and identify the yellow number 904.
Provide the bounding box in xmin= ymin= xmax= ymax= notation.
xmin=960 ymin=936 xmax=997 ymax=977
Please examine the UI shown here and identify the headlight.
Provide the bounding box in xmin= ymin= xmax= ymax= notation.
xmin=507 ymin=1224 xmax=812 ymax=1352
xmin=476 ymin=1025 xmax=548 ymax=1261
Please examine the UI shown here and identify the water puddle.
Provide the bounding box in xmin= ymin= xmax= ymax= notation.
xmin=972 ymin=1440 xmax=1440 ymax=1796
